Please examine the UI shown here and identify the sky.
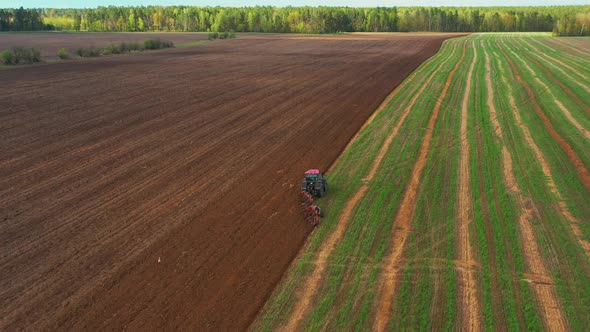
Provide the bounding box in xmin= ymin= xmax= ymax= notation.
xmin=3 ymin=0 xmax=589 ymax=8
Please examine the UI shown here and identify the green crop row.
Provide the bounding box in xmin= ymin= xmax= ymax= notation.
xmin=536 ymin=36 xmax=590 ymax=72
xmin=502 ymin=38 xmax=590 ymax=166
xmin=518 ymin=37 xmax=590 ymax=100
xmin=300 ymin=40 xmax=464 ymax=331
xmin=252 ymin=33 xmax=590 ymax=331
xmin=488 ymin=34 xmax=590 ymax=329
xmin=472 ymin=36 xmax=540 ymax=330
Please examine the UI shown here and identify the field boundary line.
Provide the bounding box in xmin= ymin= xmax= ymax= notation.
xmin=328 ymin=44 xmax=445 ymax=173
xmin=372 ymin=40 xmax=467 ymax=332
xmin=484 ymin=45 xmax=567 ymax=331
xmin=457 ymin=40 xmax=481 ymax=332
xmin=280 ymin=42 xmax=461 ymax=332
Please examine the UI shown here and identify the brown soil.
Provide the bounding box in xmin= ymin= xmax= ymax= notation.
xmin=548 ymin=37 xmax=590 ymax=56
xmin=485 ymin=49 xmax=567 ymax=331
xmin=559 ymin=38 xmax=590 ymax=53
xmin=0 ymin=32 xmax=209 ymax=60
xmin=0 ymin=33 xmax=461 ymax=330
xmin=327 ymin=50 xmax=432 ymax=174
xmin=373 ymin=41 xmax=467 ymax=332
xmin=457 ymin=43 xmax=481 ymax=332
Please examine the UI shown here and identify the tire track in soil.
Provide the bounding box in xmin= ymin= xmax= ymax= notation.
xmin=373 ymin=41 xmax=467 ymax=332
xmin=484 ymin=47 xmax=568 ymax=331
xmin=500 ymin=48 xmax=590 ymax=193
xmin=493 ymin=48 xmax=590 ymax=258
xmin=280 ymin=45 xmax=460 ymax=332
xmin=457 ymin=42 xmax=481 ymax=332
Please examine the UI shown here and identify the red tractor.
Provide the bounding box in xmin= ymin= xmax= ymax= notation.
xmin=301 ymin=169 xmax=328 ymax=197
xmin=300 ymin=169 xmax=327 ymax=226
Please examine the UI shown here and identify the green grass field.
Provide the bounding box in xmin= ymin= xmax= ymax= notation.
xmin=252 ymin=33 xmax=590 ymax=331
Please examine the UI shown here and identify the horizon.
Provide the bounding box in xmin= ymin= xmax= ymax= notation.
xmin=3 ymin=1 xmax=590 ymax=9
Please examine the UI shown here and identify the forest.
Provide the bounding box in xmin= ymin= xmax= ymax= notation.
xmin=0 ymin=6 xmax=589 ymax=36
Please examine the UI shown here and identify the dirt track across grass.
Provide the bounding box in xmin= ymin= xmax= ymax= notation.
xmin=373 ymin=40 xmax=467 ymax=332
xmin=0 ymin=33 xmax=461 ymax=330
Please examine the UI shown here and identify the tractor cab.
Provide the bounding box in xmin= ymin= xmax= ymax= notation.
xmin=301 ymin=169 xmax=328 ymax=197
xmin=305 ymin=170 xmax=320 ymax=182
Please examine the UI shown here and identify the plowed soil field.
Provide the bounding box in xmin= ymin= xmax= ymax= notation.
xmin=0 ymin=33 xmax=461 ymax=330
xmin=0 ymin=32 xmax=208 ymax=59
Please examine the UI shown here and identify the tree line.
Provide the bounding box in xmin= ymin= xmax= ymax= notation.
xmin=0 ymin=7 xmax=45 ymax=31
xmin=1 ymin=6 xmax=588 ymax=36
